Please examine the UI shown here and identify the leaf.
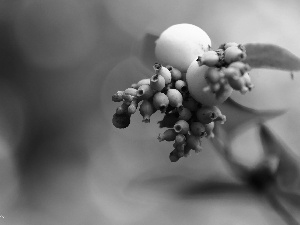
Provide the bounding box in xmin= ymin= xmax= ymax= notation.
xmin=218 ymin=98 xmax=286 ymax=138
xmin=244 ymin=43 xmax=300 ymax=71
xmin=259 ymin=124 xmax=300 ymax=192
xmin=131 ymin=33 xmax=159 ymax=70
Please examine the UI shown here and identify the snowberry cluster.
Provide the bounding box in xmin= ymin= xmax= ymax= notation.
xmin=111 ymin=22 xmax=254 ymax=163
xmin=112 ymin=60 xmax=230 ymax=162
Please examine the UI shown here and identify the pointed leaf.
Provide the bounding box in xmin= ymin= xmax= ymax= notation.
xmin=244 ymin=43 xmax=300 ymax=71
xmin=219 ymin=98 xmax=286 ymax=138
xmin=131 ymin=33 xmax=159 ymax=69
xmin=259 ymin=124 xmax=300 ymax=192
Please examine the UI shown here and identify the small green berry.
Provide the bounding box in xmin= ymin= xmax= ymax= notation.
xmin=139 ymin=99 xmax=156 ymax=123
xmin=167 ymin=65 xmax=182 ymax=81
xmin=158 ymin=129 xmax=177 ymax=142
xmin=167 ymin=89 xmax=183 ymax=109
xmin=175 ymin=80 xmax=188 ymax=93
xmin=150 ymin=74 xmax=166 ymax=92
xmin=204 ymin=122 xmax=215 ymax=138
xmin=116 ymin=102 xmax=129 ymax=115
xmin=132 ymin=78 xmax=151 ymax=89
xmin=153 ymin=92 xmax=169 ymax=112
xmin=169 ymin=149 xmax=180 ymax=162
xmin=154 ymin=63 xmax=172 ymax=84
xmin=112 ymin=112 xmax=131 ymax=129
xmin=112 ymin=91 xmax=124 ymax=102
xmin=197 ymin=51 xmax=219 ymax=67
xmin=224 ymin=46 xmax=246 ymax=64
xmin=190 ymin=122 xmax=206 ymax=137
xmin=196 ymin=105 xmax=226 ymax=124
xmin=186 ymin=135 xmax=202 ymax=153
xmin=124 ymin=88 xmax=138 ymax=96
xmin=178 ymin=107 xmax=192 ymax=121
xmin=137 ymin=84 xmax=155 ymax=100
xmin=174 ymin=120 xmax=189 ymax=134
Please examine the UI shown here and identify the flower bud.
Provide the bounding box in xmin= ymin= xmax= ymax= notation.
xmin=190 ymin=122 xmax=205 ymax=137
xmin=178 ymin=107 xmax=192 ymax=121
xmin=150 ymin=74 xmax=165 ymax=91
xmin=196 ymin=51 xmax=219 ymax=67
xmin=132 ymin=78 xmax=151 ymax=89
xmin=196 ymin=105 xmax=226 ymax=124
xmin=224 ymin=46 xmax=246 ymax=64
xmin=204 ymin=122 xmax=215 ymax=138
xmin=112 ymin=91 xmax=124 ymax=102
xmin=167 ymin=65 xmax=182 ymax=81
xmin=175 ymin=80 xmax=188 ymax=93
xmin=154 ymin=63 xmax=172 ymax=84
xmin=167 ymin=89 xmax=183 ymax=109
xmin=124 ymin=88 xmax=138 ymax=96
xmin=158 ymin=129 xmax=177 ymax=142
xmin=112 ymin=113 xmax=131 ymax=129
xmin=186 ymin=135 xmax=202 ymax=153
xmin=116 ymin=102 xmax=129 ymax=115
xmin=139 ymin=100 xmax=156 ymax=123
xmin=174 ymin=120 xmax=189 ymax=134
xmin=137 ymin=84 xmax=155 ymax=100
xmin=182 ymin=97 xmax=198 ymax=112
xmin=153 ymin=92 xmax=169 ymax=112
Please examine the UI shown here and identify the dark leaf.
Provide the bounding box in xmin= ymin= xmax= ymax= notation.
xmin=131 ymin=33 xmax=159 ymax=69
xmin=259 ymin=124 xmax=300 ymax=192
xmin=244 ymin=43 xmax=300 ymax=71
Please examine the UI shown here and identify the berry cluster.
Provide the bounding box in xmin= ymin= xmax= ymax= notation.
xmin=199 ymin=43 xmax=254 ymax=97
xmin=111 ymin=41 xmax=253 ymax=162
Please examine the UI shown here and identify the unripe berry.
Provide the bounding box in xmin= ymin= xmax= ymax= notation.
xmin=158 ymin=129 xmax=177 ymax=142
xmin=190 ymin=122 xmax=205 ymax=137
xmin=205 ymin=67 xmax=221 ymax=83
xmin=174 ymin=120 xmax=189 ymax=134
xmin=131 ymin=78 xmax=151 ymax=89
xmin=178 ymin=107 xmax=192 ymax=121
xmin=167 ymin=89 xmax=183 ymax=109
xmin=197 ymin=51 xmax=219 ymax=67
xmin=166 ymin=65 xmax=182 ymax=81
xmin=175 ymin=80 xmax=188 ymax=93
xmin=182 ymin=97 xmax=198 ymax=111
xmin=228 ymin=77 xmax=249 ymax=94
xmin=204 ymin=122 xmax=215 ymax=138
xmin=139 ymin=100 xmax=156 ymax=123
xmin=229 ymin=61 xmax=251 ymax=74
xmin=174 ymin=134 xmax=186 ymax=146
xmin=112 ymin=91 xmax=124 ymax=102
xmin=127 ymin=99 xmax=139 ymax=114
xmin=223 ymin=67 xmax=241 ymax=80
xmin=169 ymin=149 xmax=180 ymax=162
xmin=186 ymin=135 xmax=202 ymax=153
xmin=153 ymin=92 xmax=169 ymax=112
xmin=186 ymin=63 xmax=232 ymax=106
xmin=122 ymin=94 xmax=135 ymax=103
xmin=224 ymin=46 xmax=246 ymax=64
xmin=112 ymin=113 xmax=131 ymax=129
xmin=196 ymin=105 xmax=226 ymax=124
xmin=243 ymin=72 xmax=254 ymax=90
xmin=137 ymin=84 xmax=155 ymax=100
xmin=150 ymin=74 xmax=165 ymax=91
xmin=116 ymin=102 xmax=129 ymax=115
xmin=124 ymin=88 xmax=138 ymax=96
xmin=154 ymin=63 xmax=172 ymax=84
xmin=155 ymin=23 xmax=211 ymax=72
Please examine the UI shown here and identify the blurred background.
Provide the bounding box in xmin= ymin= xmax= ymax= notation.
xmin=0 ymin=0 xmax=300 ymax=224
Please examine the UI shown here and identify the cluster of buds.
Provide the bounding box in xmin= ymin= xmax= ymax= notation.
xmin=197 ymin=42 xmax=254 ymax=96
xmin=112 ymin=62 xmax=226 ymax=162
